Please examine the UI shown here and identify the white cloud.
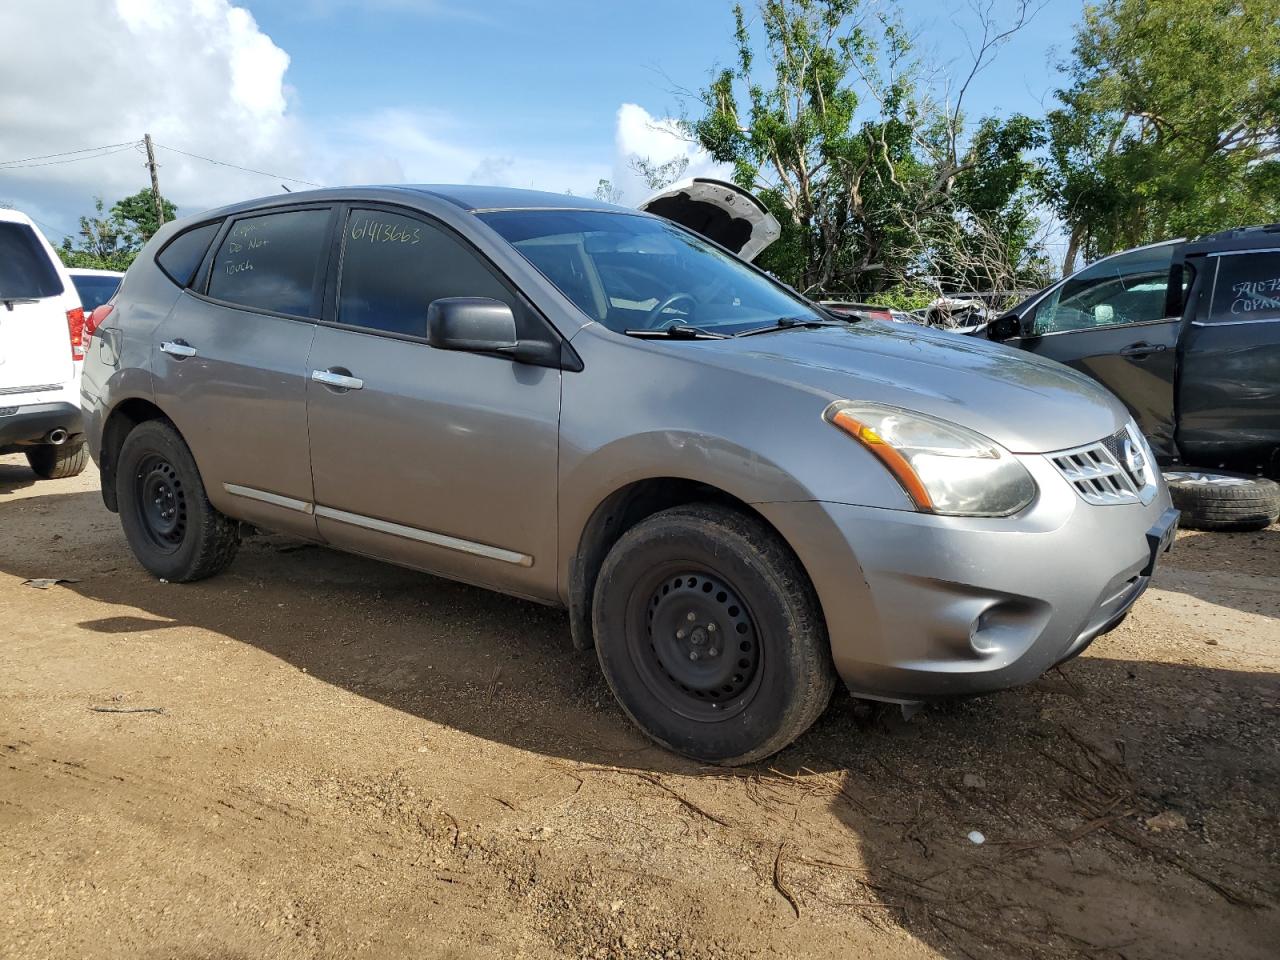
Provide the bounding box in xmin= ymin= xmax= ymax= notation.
xmin=608 ymin=103 xmax=734 ymax=204
xmin=0 ymin=3 xmax=706 ymax=246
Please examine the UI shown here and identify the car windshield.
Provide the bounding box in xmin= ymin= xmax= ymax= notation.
xmin=71 ymin=274 xmax=120 ymax=311
xmin=477 ymin=210 xmax=823 ymax=336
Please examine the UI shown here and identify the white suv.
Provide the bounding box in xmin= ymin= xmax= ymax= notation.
xmin=0 ymin=208 xmax=89 ymax=478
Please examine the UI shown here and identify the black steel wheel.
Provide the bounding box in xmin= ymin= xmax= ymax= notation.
xmin=593 ymin=503 xmax=836 ymax=765
xmin=632 ymin=567 xmax=764 ymax=721
xmin=132 ymin=453 xmax=188 ymax=552
xmin=116 ymin=419 xmax=239 ymax=582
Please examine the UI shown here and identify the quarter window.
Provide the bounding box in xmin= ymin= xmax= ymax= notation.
xmin=1031 ymin=244 xmax=1175 ymax=335
xmin=337 ymin=209 xmax=526 ymax=337
xmin=207 ymin=209 xmax=330 ymax=317
xmin=157 ymin=221 xmax=221 ymax=287
xmin=0 ymin=221 xmax=62 ymax=299
xmin=1209 ymin=252 xmax=1280 ymax=323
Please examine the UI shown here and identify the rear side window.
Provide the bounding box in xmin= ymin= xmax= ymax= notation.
xmin=156 ymin=221 xmax=220 ymax=287
xmin=207 ymin=209 xmax=330 ymax=318
xmin=70 ymin=274 xmax=121 ymax=310
xmin=337 ymin=208 xmax=529 ymax=337
xmin=1210 ymin=252 xmax=1280 ymax=323
xmin=0 ymin=221 xmax=62 ymax=299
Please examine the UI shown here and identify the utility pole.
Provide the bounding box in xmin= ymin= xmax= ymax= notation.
xmin=143 ymin=133 xmax=165 ymax=229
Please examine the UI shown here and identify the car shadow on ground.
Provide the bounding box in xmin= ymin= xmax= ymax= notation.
xmin=4 ymin=486 xmax=1278 ymax=957
xmin=0 ymin=460 xmax=37 ymax=495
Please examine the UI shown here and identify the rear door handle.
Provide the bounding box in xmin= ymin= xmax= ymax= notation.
xmin=312 ymin=368 xmax=364 ymax=391
xmin=160 ymin=340 xmax=197 ymax=359
xmin=1119 ymin=342 xmax=1166 ymax=358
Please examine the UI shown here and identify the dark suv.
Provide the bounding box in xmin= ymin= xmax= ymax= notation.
xmin=987 ymin=225 xmax=1280 ymax=529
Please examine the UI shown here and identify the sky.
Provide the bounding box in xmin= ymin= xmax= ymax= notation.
xmin=0 ymin=0 xmax=1084 ymax=246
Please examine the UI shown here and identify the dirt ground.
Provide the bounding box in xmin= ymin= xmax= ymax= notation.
xmin=1 ymin=453 xmax=1277 ymax=960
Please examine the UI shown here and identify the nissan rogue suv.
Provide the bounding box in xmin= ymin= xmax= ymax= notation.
xmin=81 ymin=186 xmax=1178 ymax=764
xmin=0 ymin=208 xmax=89 ymax=479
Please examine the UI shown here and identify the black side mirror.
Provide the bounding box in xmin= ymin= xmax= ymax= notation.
xmin=427 ymin=297 xmax=517 ymax=353
xmin=987 ymin=312 xmax=1023 ymax=341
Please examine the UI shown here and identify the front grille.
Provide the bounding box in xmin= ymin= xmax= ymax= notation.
xmin=1050 ymin=427 xmax=1148 ymax=506
xmin=0 ymin=383 xmax=61 ymax=396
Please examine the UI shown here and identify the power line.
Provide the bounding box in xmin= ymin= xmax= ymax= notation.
xmin=0 ymin=143 xmax=141 ymax=171
xmin=152 ymin=141 xmax=323 ymax=187
xmin=0 ymin=140 xmax=139 ymax=167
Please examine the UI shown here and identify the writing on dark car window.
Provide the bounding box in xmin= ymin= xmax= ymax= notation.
xmin=206 ymin=209 xmax=329 ymax=317
xmin=350 ymin=216 xmax=421 ymax=245
xmin=1210 ymin=252 xmax=1280 ymax=322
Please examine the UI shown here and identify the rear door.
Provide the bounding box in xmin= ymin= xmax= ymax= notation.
xmin=152 ymin=206 xmax=334 ymax=539
xmin=0 ymin=219 xmax=74 ymax=391
xmin=1177 ymin=249 xmax=1280 ymax=473
xmin=1001 ymin=243 xmax=1181 ymax=455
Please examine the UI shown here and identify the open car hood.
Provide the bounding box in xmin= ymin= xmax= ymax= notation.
xmin=639 ymin=178 xmax=780 ymax=262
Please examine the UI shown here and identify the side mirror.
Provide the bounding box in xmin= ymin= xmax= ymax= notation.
xmin=426 ymin=297 xmax=517 ymax=353
xmin=986 ymin=312 xmax=1023 ymax=341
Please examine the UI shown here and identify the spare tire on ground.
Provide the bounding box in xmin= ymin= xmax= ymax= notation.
xmin=1163 ymin=470 xmax=1280 ymax=532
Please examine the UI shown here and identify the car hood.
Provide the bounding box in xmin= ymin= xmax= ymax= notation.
xmin=639 ymin=178 xmax=781 ymax=262
xmin=703 ymin=321 xmax=1129 ymax=453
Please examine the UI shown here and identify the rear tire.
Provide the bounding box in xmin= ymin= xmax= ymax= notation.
xmin=592 ymin=504 xmax=836 ymax=766
xmin=1164 ymin=470 xmax=1280 ymax=532
xmin=116 ymin=420 xmax=240 ymax=582
xmin=26 ymin=440 xmax=88 ymax=479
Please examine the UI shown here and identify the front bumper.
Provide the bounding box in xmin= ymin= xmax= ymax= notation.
xmin=758 ymin=456 xmax=1177 ymax=702
xmin=0 ymin=402 xmax=83 ymax=449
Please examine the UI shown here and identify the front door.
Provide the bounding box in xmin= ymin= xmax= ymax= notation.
xmin=152 ymin=206 xmax=334 ymax=539
xmin=1003 ymin=243 xmax=1181 ymax=456
xmin=1178 ymin=249 xmax=1280 ymax=473
xmin=305 ymin=206 xmax=562 ymax=600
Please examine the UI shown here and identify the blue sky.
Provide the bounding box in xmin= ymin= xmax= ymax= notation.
xmin=248 ymin=0 xmax=1083 ymax=184
xmin=0 ymin=0 xmax=1086 ymax=240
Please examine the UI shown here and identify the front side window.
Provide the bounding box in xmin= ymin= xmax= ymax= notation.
xmin=478 ymin=210 xmax=823 ymax=335
xmin=1031 ymin=243 xmax=1176 ymax=335
xmin=337 ymin=209 xmax=529 ymax=337
xmin=1209 ymin=251 xmax=1280 ymax=323
xmin=207 ymin=209 xmax=330 ymax=317
xmin=0 ymin=221 xmax=62 ymax=299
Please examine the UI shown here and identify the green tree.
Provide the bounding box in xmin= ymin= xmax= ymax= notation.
xmin=58 ymin=189 xmax=177 ymax=271
xmin=1043 ymin=0 xmax=1280 ymax=272
xmin=688 ymin=0 xmax=1046 ymax=296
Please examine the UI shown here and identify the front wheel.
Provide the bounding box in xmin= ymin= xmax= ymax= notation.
xmin=592 ymin=504 xmax=836 ymax=765
xmin=116 ymin=419 xmax=240 ymax=582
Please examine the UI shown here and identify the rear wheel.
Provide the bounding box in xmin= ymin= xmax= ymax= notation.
xmin=26 ymin=440 xmax=88 ymax=479
xmin=1164 ymin=470 xmax=1280 ymax=532
xmin=592 ymin=504 xmax=835 ymax=765
xmin=116 ymin=420 xmax=240 ymax=581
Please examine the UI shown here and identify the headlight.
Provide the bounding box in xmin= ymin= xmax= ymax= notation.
xmin=824 ymin=400 xmax=1037 ymax=516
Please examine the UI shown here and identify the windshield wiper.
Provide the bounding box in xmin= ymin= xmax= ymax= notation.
xmin=735 ymin=316 xmax=842 ymax=337
xmin=623 ymin=324 xmax=728 ymax=340
xmin=2 ymin=297 xmax=38 ymax=311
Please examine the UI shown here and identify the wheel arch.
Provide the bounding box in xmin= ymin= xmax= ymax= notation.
xmin=566 ymin=476 xmax=822 ymax=651
xmin=98 ymin=397 xmax=172 ymax=512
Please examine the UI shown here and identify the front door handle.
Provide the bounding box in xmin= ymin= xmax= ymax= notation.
xmin=312 ymin=368 xmax=364 ymax=391
xmin=160 ymin=340 xmax=197 ymax=359
xmin=1119 ymin=341 xmax=1166 ymax=358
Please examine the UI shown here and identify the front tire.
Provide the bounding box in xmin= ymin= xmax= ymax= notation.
xmin=26 ymin=440 xmax=88 ymax=479
xmin=592 ymin=504 xmax=836 ymax=765
xmin=116 ymin=420 xmax=240 ymax=582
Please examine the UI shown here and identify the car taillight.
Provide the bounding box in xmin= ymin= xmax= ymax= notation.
xmin=86 ymin=303 xmax=114 ymax=338
xmin=866 ymin=309 xmax=893 ymax=322
xmin=66 ymin=307 xmax=85 ymax=361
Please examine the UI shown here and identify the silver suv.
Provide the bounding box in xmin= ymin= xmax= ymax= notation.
xmin=81 ymin=186 xmax=1178 ymax=764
